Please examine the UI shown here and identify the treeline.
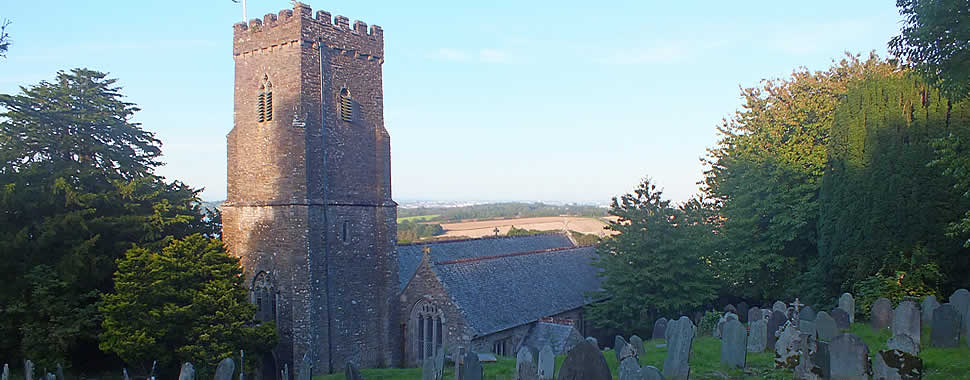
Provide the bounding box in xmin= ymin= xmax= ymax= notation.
xmin=398 ymin=202 xmax=606 ymax=222
xmin=397 ymin=220 xmax=445 ymax=243
xmin=590 ymin=1 xmax=970 ymax=336
xmin=507 ymin=225 xmax=601 ymax=246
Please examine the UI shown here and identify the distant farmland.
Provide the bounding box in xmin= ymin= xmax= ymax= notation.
xmin=437 ymin=216 xmax=613 ymax=239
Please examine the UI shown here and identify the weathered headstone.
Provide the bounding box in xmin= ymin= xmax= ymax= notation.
xmin=747 ymin=318 xmax=767 ymax=352
xmin=24 ymin=360 xmax=33 ymax=380
xmin=556 ymin=340 xmax=610 ymax=380
xmin=178 ymin=362 xmax=194 ymax=380
xmin=872 ymin=348 xmax=922 ymax=380
xmin=614 ymin=335 xmax=629 ymax=363
xmin=930 ymin=303 xmax=961 ymax=347
xmin=344 ymin=362 xmax=364 ymax=380
xmin=662 ymin=316 xmax=695 ymax=380
xmin=830 ymin=308 xmax=851 ymax=330
xmin=871 ymin=298 xmax=893 ymax=330
xmin=949 ymin=288 xmax=970 ymax=323
xmin=55 ymin=364 xmax=63 ymax=380
xmin=815 ymin=341 xmax=831 ymax=379
xmin=298 ymin=353 xmax=313 ymax=380
xmin=462 ymin=351 xmax=483 ymax=380
xmin=793 ymin=333 xmax=821 ymax=380
xmin=801 ymin=320 xmax=817 ymax=338
xmin=838 ymin=293 xmax=855 ymax=324
xmin=423 ymin=349 xmax=445 ymax=380
xmin=714 ymin=315 xmax=727 ymax=338
xmin=2 ymin=364 xmax=8 ymax=380
xmin=891 ymin=300 xmax=921 ymax=352
xmin=628 ymin=335 xmax=645 ymax=357
xmin=774 ymin=323 xmax=800 ymax=369
xmin=44 ymin=373 xmax=54 ymax=380
xmin=538 ymin=345 xmax=555 ymax=380
xmin=652 ymin=317 xmax=667 ymax=340
xmin=280 ymin=364 xmax=288 ymax=380
xmin=721 ymin=319 xmax=746 ymax=368
xmin=214 ymin=358 xmax=235 ymax=380
xmin=738 ymin=302 xmax=749 ymax=322
xmin=518 ymin=361 xmax=538 ymax=380
xmin=642 ymin=366 xmax=663 ymax=380
xmin=516 ymin=346 xmax=534 ymax=380
xmin=122 ymin=368 xmax=129 ymax=380
xmin=829 ymin=333 xmax=870 ymax=380
xmin=585 ymin=336 xmax=598 ymax=347
xmin=618 ymin=342 xmax=637 ymax=363
xmin=887 ymin=334 xmax=918 ymax=356
xmin=724 ymin=304 xmax=737 ymax=314
xmin=800 ymin=305 xmax=817 ymax=322
xmin=617 ymin=357 xmax=641 ymax=380
xmin=815 ymin=311 xmax=838 ymax=342
xmin=748 ymin=307 xmax=763 ymax=324
xmin=773 ymin=301 xmax=787 ymax=314
xmin=921 ymin=295 xmax=940 ymax=327
xmin=767 ymin=310 xmax=787 ymax=350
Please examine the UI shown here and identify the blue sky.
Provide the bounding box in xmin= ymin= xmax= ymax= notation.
xmin=0 ymin=1 xmax=903 ymax=204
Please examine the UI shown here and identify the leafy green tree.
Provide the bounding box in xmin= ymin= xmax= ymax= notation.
xmin=702 ymin=54 xmax=894 ymax=302
xmin=587 ymin=179 xmax=717 ymax=336
xmin=889 ymin=0 xmax=970 ymax=101
xmin=100 ymin=234 xmax=277 ymax=378
xmin=0 ymin=69 xmax=213 ymax=371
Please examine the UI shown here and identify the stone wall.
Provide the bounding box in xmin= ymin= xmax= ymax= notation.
xmin=400 ymin=256 xmax=471 ymax=366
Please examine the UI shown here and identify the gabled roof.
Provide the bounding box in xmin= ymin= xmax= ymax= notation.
xmin=397 ymin=233 xmax=574 ymax=291
xmin=431 ymin=245 xmax=602 ymax=337
xmin=519 ymin=322 xmax=585 ymax=355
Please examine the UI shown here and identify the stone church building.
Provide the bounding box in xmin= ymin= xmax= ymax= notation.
xmin=222 ymin=3 xmax=603 ymax=376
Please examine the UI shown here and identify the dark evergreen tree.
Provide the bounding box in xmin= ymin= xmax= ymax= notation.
xmin=889 ymin=0 xmax=970 ymax=101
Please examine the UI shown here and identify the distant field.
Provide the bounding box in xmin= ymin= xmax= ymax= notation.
xmin=397 ymin=214 xmax=440 ymax=223
xmin=438 ymin=216 xmax=613 ymax=238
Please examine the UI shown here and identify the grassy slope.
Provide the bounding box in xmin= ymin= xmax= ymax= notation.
xmin=317 ymin=323 xmax=970 ymax=380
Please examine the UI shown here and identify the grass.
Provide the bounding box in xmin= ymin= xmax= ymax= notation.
xmin=397 ymin=215 xmax=441 ymax=223
xmin=316 ymin=322 xmax=970 ymax=380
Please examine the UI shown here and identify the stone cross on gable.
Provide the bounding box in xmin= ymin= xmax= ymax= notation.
xmin=422 ymin=246 xmax=431 ymax=254
xmin=790 ymin=298 xmax=805 ymax=329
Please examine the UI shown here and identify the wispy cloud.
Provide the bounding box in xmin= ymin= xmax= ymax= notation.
xmin=430 ymin=48 xmax=516 ymax=64
xmin=769 ymin=18 xmax=882 ymax=56
xmin=594 ymin=39 xmax=724 ymax=65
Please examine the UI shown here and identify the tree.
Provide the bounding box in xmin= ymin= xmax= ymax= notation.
xmin=0 ymin=69 xmax=214 ymax=371
xmin=0 ymin=19 xmax=10 ymax=58
xmin=100 ymin=234 xmax=277 ymax=378
xmin=586 ymin=179 xmax=717 ymax=336
xmin=889 ymin=0 xmax=970 ymax=101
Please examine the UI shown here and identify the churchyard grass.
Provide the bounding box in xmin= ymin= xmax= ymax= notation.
xmin=316 ymin=322 xmax=970 ymax=379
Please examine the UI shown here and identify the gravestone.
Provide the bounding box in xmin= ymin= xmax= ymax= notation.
xmin=344 ymin=362 xmax=364 ymax=380
xmin=585 ymin=337 xmax=598 ymax=347
xmin=891 ymin=301 xmax=921 ymax=352
xmin=2 ymin=364 xmax=7 ymax=380
xmin=614 ymin=335 xmax=630 ymax=363
xmin=556 ymin=340 xmax=610 ymax=380
xmin=618 ymin=344 xmax=637 ymax=363
xmin=871 ymin=298 xmax=893 ymax=330
xmin=793 ymin=333 xmax=821 ymax=380
xmin=949 ymin=288 xmax=970 ymax=323
xmin=652 ymin=318 xmax=667 ymax=340
xmin=714 ymin=315 xmax=726 ymax=338
xmin=721 ymin=319 xmax=746 ymax=368
xmin=724 ymin=304 xmax=737 ymax=314
xmin=462 ymin=351 xmax=483 ymax=380
xmin=747 ymin=319 xmax=767 ymax=352
xmin=872 ymin=349 xmax=922 ymax=380
xmin=738 ymin=302 xmax=749 ymax=322
xmin=177 ymin=363 xmax=194 ymax=380
xmin=453 ymin=347 xmax=464 ymax=380
xmin=767 ymin=310 xmax=787 ymax=350
xmin=774 ymin=323 xmax=800 ymax=369
xmin=801 ymin=320 xmax=817 ymax=338
xmin=213 ymin=358 xmax=234 ymax=380
xmin=517 ymin=361 xmax=538 ymax=380
xmin=642 ymin=366 xmax=663 ymax=380
xmin=45 ymin=374 xmax=54 ymax=380
xmin=55 ymin=364 xmax=63 ymax=380
xmin=800 ymin=305 xmax=817 ymax=322
xmin=24 ymin=360 xmax=33 ymax=380
xmin=748 ymin=307 xmax=763 ymax=324
xmin=516 ymin=346 xmax=534 ymax=380
xmin=838 ymin=293 xmax=855 ymax=324
xmin=930 ymin=303 xmax=961 ymax=347
xmin=617 ymin=357 xmax=641 ymax=380
xmin=629 ymin=335 xmax=645 ymax=357
xmin=538 ymin=345 xmax=555 ymax=380
xmin=815 ymin=311 xmax=838 ymax=342
xmin=829 ymin=333 xmax=870 ymax=380
xmin=921 ymin=295 xmax=940 ymax=327
xmin=815 ymin=341 xmax=831 ymax=379
xmin=663 ymin=316 xmax=696 ymax=380
xmin=298 ymin=353 xmax=313 ymax=380
xmin=830 ymin=308 xmax=851 ymax=330
xmin=477 ymin=353 xmax=497 ymax=363
xmin=773 ymin=301 xmax=787 ymax=314
xmin=122 ymin=368 xmax=129 ymax=380
xmin=280 ymin=364 xmax=288 ymax=380
xmin=887 ymin=334 xmax=918 ymax=356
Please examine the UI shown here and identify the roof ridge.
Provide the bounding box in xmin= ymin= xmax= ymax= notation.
xmin=434 ymin=244 xmax=596 ymax=266
xmin=396 ymin=231 xmax=567 ymax=247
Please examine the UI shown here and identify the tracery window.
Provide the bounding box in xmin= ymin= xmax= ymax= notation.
xmin=410 ymin=299 xmax=444 ymax=363
xmin=252 ymin=271 xmax=276 ymax=322
xmin=257 ymin=75 xmax=273 ymax=123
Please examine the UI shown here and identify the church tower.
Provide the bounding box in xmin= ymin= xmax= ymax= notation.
xmin=222 ymin=3 xmax=399 ymax=375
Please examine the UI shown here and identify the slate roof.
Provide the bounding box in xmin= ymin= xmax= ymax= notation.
xmin=431 ymin=245 xmax=603 ymax=337
xmin=520 ymin=322 xmax=585 ymax=355
xmin=397 ymin=233 xmax=575 ymax=291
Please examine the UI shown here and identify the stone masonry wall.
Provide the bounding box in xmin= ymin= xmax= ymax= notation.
xmin=400 ymin=256 xmax=472 ymax=366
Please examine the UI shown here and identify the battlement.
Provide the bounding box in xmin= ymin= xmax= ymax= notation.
xmin=232 ymin=2 xmax=383 ymax=39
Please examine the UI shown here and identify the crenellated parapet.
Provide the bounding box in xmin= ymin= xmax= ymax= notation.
xmin=233 ymin=2 xmax=383 ymax=59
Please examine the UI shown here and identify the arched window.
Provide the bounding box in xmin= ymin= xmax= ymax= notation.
xmin=410 ymin=299 xmax=444 ymax=363
xmin=339 ymin=88 xmax=353 ymax=122
xmin=252 ymin=271 xmax=276 ymax=322
xmin=257 ymin=75 xmax=273 ymax=123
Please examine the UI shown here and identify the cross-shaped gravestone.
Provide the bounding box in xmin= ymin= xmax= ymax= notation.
xmin=493 ymin=227 xmax=500 ymax=236
xmin=790 ymin=298 xmax=805 ymax=329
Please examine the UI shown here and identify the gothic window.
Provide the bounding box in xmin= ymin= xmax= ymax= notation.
xmin=410 ymin=300 xmax=444 ymax=363
xmin=252 ymin=271 xmax=276 ymax=322
xmin=341 ymin=220 xmax=349 ymax=243
xmin=339 ymin=88 xmax=353 ymax=122
xmin=257 ymin=76 xmax=273 ymax=123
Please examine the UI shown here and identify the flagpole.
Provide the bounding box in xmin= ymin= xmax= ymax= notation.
xmin=242 ymin=0 xmax=248 ymax=22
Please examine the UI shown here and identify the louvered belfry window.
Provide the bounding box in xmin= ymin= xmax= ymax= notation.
xmin=257 ymin=75 xmax=273 ymax=123
xmin=339 ymin=88 xmax=353 ymax=122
